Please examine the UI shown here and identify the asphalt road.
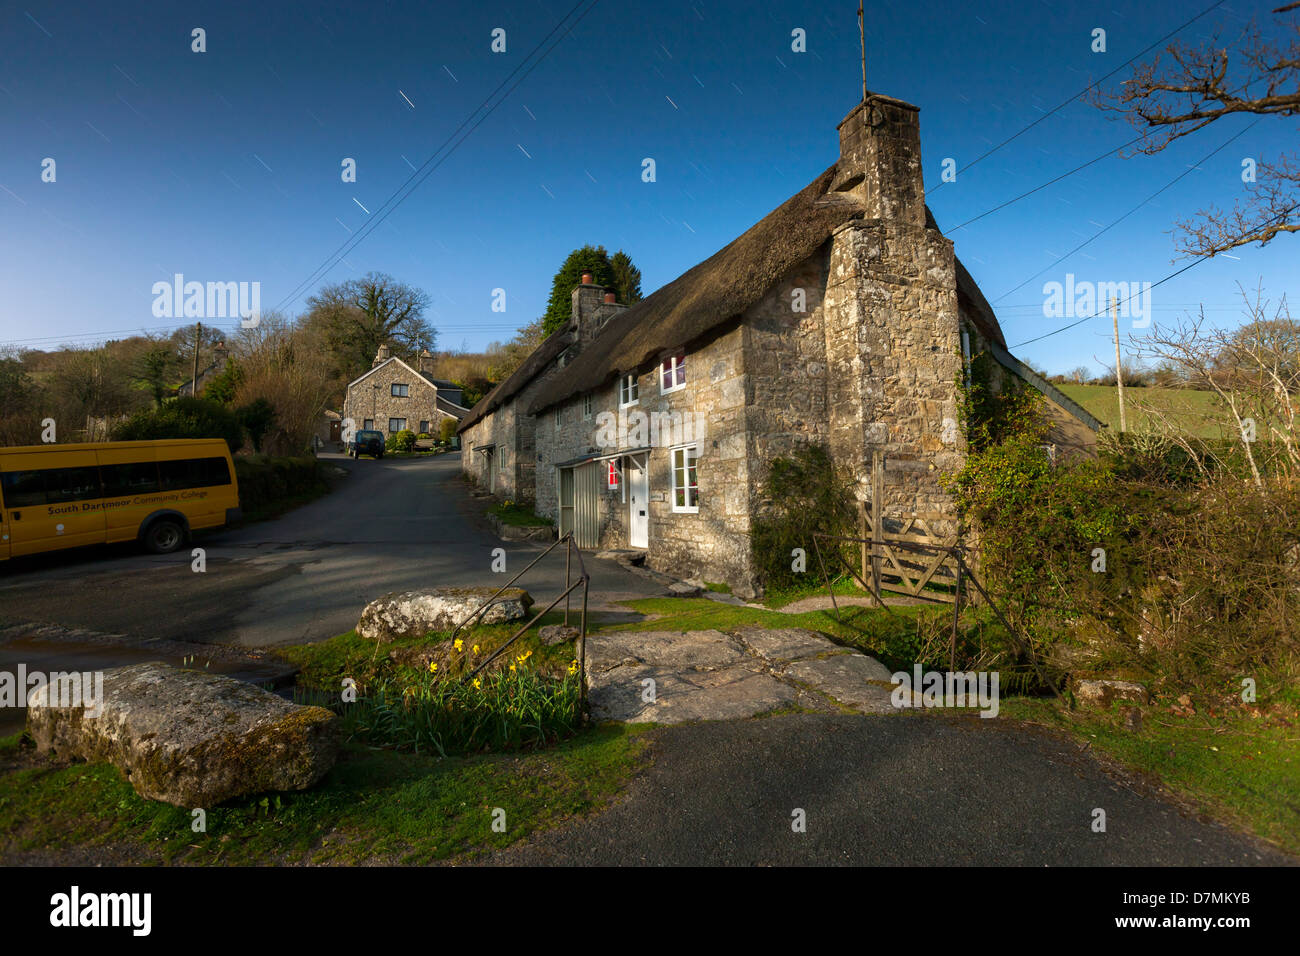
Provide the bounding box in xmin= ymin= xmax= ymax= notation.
xmin=491 ymin=714 xmax=1294 ymax=866
xmin=0 ymin=452 xmax=659 ymax=648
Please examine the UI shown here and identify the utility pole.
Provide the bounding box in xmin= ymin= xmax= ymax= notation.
xmin=1111 ymin=295 xmax=1127 ymax=434
xmin=191 ymin=322 xmax=202 ymax=397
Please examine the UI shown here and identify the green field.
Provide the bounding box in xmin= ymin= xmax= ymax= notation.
xmin=1058 ymin=384 xmax=1234 ymax=438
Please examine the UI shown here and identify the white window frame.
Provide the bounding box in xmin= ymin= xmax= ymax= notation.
xmin=388 ymin=417 xmax=406 ymax=433
xmin=391 ymin=383 xmax=409 ymax=397
xmin=619 ymin=373 xmax=639 ymax=407
xmin=670 ymin=444 xmax=699 ymax=513
xmin=582 ymin=394 xmax=593 ymax=420
xmin=498 ymin=445 xmax=508 ymax=474
xmin=659 ymin=351 xmax=686 ymax=394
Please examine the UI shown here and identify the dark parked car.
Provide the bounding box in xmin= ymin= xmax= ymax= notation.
xmin=348 ymin=429 xmax=386 ymax=459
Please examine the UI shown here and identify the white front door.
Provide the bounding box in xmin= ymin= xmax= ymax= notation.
xmin=627 ymin=455 xmax=649 ymax=549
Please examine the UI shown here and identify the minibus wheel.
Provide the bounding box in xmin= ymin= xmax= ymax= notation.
xmin=143 ymin=518 xmax=185 ymax=554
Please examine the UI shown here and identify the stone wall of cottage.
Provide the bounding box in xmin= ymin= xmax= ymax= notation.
xmin=343 ymin=362 xmax=455 ymax=439
xmin=534 ymin=323 xmax=756 ymax=596
xmin=821 ymin=218 xmax=965 ymax=536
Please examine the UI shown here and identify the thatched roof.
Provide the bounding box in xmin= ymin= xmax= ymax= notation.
xmin=457 ymin=326 xmax=574 ymax=433
xmin=526 ymin=164 xmax=1013 ymax=415
xmin=527 ymin=164 xmax=871 ymax=414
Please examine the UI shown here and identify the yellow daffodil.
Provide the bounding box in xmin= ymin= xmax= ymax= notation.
xmin=429 ymin=661 xmax=438 ymax=673
xmin=509 ymin=664 xmax=517 ymax=673
xmin=453 ymin=638 xmax=464 ymax=652
xmin=567 ymin=660 xmax=578 ymax=675
xmin=472 ymin=678 xmax=482 ymax=689
xmin=472 ymin=644 xmax=480 ymax=655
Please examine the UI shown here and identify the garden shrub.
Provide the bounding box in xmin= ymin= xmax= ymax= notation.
xmin=751 ymin=444 xmax=859 ymax=592
xmin=386 ymin=429 xmax=416 ymax=453
xmin=113 ymin=396 xmax=244 ymax=453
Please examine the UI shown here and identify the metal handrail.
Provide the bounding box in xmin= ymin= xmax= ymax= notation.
xmin=453 ymin=531 xmax=591 ymax=706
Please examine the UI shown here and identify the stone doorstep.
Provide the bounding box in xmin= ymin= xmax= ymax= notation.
xmin=584 ymin=627 xmax=902 ymax=724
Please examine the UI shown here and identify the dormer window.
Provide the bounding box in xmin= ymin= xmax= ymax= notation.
xmin=660 ymin=351 xmax=686 ymax=394
xmin=619 ymin=373 xmax=639 ymax=407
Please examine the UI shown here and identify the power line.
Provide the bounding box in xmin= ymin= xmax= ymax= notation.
xmin=929 ymin=0 xmax=1228 ymax=193
xmin=993 ymin=119 xmax=1261 ymax=302
xmin=947 ymin=133 xmax=1146 ymax=232
xmin=1009 ymin=205 xmax=1298 ymax=349
xmin=270 ymin=0 xmax=601 ymax=317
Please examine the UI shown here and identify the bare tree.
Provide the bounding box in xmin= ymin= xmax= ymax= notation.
xmin=230 ymin=313 xmax=336 ymax=456
xmin=302 ymin=272 xmax=435 ymax=382
xmin=1093 ymin=4 xmax=1300 ymax=257
xmin=1132 ymin=287 xmax=1300 ymax=488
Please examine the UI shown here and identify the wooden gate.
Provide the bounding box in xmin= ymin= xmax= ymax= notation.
xmin=857 ymin=451 xmax=963 ymax=603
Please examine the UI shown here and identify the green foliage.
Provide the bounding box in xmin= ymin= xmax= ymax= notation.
xmin=541 ymin=245 xmax=617 ymax=336
xmin=234 ymin=455 xmax=330 ymax=518
xmin=489 ymin=500 xmax=552 ymax=526
xmin=129 ymin=344 xmax=177 ymax=408
xmin=386 ymin=428 xmax=416 ymax=453
xmin=235 ymin=397 xmax=276 ymax=453
xmin=314 ymin=665 xmax=583 ymax=758
xmin=112 ymin=396 xmax=245 ymax=453
xmin=203 ymin=357 xmax=243 ymax=405
xmin=438 ymin=417 xmax=458 ymax=442
xmin=609 ymin=250 xmax=642 ymax=305
xmin=751 ymin=444 xmax=859 ymax=591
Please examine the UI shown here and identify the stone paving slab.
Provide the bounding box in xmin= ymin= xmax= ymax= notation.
xmin=585 ymin=627 xmax=899 ymax=723
xmin=732 ymin=626 xmax=854 ymax=663
xmin=779 ymin=656 xmax=897 ymax=714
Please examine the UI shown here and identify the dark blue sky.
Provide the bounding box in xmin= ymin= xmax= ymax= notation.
xmin=2 ymin=0 xmax=1295 ymax=373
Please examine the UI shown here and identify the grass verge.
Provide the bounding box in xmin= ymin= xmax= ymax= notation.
xmin=999 ymin=692 xmax=1300 ymax=856
xmin=0 ymin=725 xmax=648 ymax=865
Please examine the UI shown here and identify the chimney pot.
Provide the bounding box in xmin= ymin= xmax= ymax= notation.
xmin=604 ymin=292 xmax=616 ymax=304
xmin=581 ymin=272 xmax=593 ymax=285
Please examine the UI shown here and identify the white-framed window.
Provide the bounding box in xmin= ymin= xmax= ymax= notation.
xmin=391 ymin=383 xmax=409 ymax=397
xmin=660 ymin=351 xmax=686 ymax=394
xmin=583 ymin=394 xmax=593 ymax=419
xmin=498 ymin=445 xmax=508 ymax=474
xmin=670 ymin=444 xmax=699 ymax=513
xmin=388 ymin=417 xmax=406 ymax=432
xmin=607 ymin=459 xmax=621 ymax=489
xmin=619 ymin=373 xmax=639 ymax=407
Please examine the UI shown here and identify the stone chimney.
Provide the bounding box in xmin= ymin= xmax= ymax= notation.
xmin=212 ymin=340 xmax=228 ymax=366
xmin=822 ymin=91 xmax=964 ymax=534
xmin=571 ymin=275 xmax=625 ymax=348
xmin=829 ymin=92 xmax=926 ymax=228
xmin=373 ymin=343 xmax=392 ymax=367
xmin=418 ymin=348 xmax=435 ymax=374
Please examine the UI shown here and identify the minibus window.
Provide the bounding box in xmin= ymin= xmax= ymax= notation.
xmin=1 ymin=471 xmax=47 ymax=507
xmin=43 ymin=467 xmax=103 ymax=504
xmin=159 ymin=457 xmax=231 ymax=491
xmin=101 ymin=462 xmax=160 ymax=497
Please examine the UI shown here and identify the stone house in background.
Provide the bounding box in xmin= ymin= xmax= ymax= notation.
xmin=460 ymin=91 xmax=1100 ymax=598
xmin=342 ymin=345 xmax=469 ymax=439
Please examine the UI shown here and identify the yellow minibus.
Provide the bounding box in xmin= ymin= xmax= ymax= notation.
xmin=0 ymin=439 xmax=240 ymax=560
